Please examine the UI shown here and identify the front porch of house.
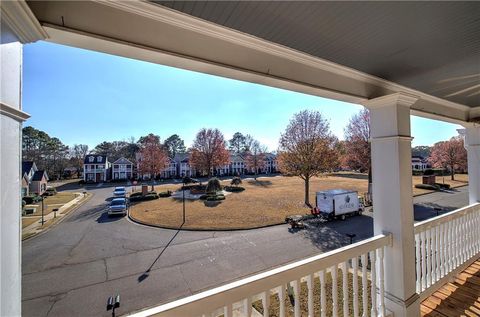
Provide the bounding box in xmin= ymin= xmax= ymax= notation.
xmin=1 ymin=1 xmax=479 ymax=316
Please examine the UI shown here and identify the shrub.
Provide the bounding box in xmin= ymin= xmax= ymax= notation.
xmin=129 ymin=192 xmax=159 ymax=201
xmin=206 ymin=178 xmax=222 ymax=194
xmin=423 ymin=169 xmax=435 ymax=176
xmin=23 ymin=195 xmax=41 ymax=204
xmin=435 ymin=183 xmax=451 ymax=190
xmin=224 ymin=186 xmax=245 ymax=192
xmin=158 ymin=191 xmax=172 ymax=197
xmin=206 ymin=194 xmax=225 ymax=201
xmin=78 ymin=180 xmax=85 ymax=185
xmin=415 ymin=184 xmax=439 ymax=190
xmin=231 ymin=177 xmax=242 ymax=187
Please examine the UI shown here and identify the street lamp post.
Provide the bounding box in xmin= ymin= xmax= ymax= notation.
xmin=182 ymin=186 xmax=186 ymax=224
xmin=41 ymin=197 xmax=45 ymax=225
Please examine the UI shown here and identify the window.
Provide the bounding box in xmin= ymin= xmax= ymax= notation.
xmin=97 ymin=156 xmax=103 ymax=162
xmin=114 ymin=165 xmax=119 ymax=169
xmin=89 ymin=156 xmax=94 ymax=163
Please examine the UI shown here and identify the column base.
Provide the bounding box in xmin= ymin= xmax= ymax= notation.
xmin=385 ymin=292 xmax=420 ymax=317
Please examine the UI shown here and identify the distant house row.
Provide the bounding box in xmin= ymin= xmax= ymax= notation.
xmin=22 ymin=161 xmax=49 ymax=196
xmin=83 ymin=152 xmax=279 ymax=183
xmin=411 ymin=156 xmax=430 ymax=171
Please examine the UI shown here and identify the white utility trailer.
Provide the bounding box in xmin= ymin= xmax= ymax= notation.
xmin=316 ymin=189 xmax=363 ymax=220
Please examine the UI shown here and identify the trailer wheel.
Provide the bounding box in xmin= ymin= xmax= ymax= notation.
xmin=357 ymin=210 xmax=363 ymax=216
xmin=340 ymin=215 xmax=346 ymax=221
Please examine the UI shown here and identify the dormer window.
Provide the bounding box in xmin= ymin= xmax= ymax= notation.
xmin=97 ymin=156 xmax=103 ymax=162
xmin=89 ymin=156 xmax=95 ymax=163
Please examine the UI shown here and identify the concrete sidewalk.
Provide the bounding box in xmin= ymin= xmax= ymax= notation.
xmin=22 ymin=193 xmax=88 ymax=238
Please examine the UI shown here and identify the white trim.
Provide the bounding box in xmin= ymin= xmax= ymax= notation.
xmin=0 ymin=102 xmax=30 ymax=122
xmin=0 ymin=0 xmax=47 ymax=43
xmin=362 ymin=92 xmax=419 ymax=109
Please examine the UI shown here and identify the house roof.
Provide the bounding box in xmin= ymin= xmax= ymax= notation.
xmin=113 ymin=157 xmax=133 ymax=165
xmin=84 ymin=155 xmax=108 ymax=164
xmin=174 ymin=153 xmax=189 ymax=163
xmin=31 ymin=170 xmax=48 ymax=182
xmin=22 ymin=161 xmax=36 ymax=175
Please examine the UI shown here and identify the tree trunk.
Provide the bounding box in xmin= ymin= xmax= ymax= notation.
xmin=304 ymin=177 xmax=310 ymax=207
xmin=451 ymin=167 xmax=455 ymax=181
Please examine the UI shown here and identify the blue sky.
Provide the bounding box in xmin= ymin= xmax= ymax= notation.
xmin=23 ymin=41 xmax=461 ymax=151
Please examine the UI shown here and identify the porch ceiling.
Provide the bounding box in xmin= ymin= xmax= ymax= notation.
xmin=24 ymin=0 xmax=479 ymax=123
xmin=155 ymin=1 xmax=480 ymax=108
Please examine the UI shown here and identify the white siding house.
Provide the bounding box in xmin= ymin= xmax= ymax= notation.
xmin=112 ymin=157 xmax=133 ymax=180
xmin=83 ymin=155 xmax=111 ymax=182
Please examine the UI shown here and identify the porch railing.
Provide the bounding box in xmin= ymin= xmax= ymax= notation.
xmin=414 ymin=202 xmax=480 ymax=299
xmin=128 ymin=233 xmax=392 ymax=317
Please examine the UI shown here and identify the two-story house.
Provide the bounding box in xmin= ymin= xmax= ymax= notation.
xmin=83 ymin=155 xmax=111 ymax=183
xmin=412 ymin=155 xmax=430 ymax=171
xmin=161 ymin=158 xmax=178 ymax=178
xmin=22 ymin=161 xmax=49 ymax=195
xmin=112 ymin=157 xmax=133 ymax=180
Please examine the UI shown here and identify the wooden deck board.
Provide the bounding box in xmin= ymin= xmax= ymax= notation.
xmin=421 ymin=259 xmax=480 ymax=317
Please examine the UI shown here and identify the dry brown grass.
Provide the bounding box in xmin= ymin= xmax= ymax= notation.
xmin=26 ymin=192 xmax=77 ymax=217
xmin=412 ymin=173 xmax=468 ymax=195
xmin=130 ymin=173 xmax=469 ymax=230
xmin=22 ymin=216 xmax=40 ymax=229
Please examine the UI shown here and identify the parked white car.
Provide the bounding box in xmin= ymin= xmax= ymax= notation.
xmin=108 ymin=197 xmax=129 ymax=216
xmin=113 ymin=186 xmax=126 ymax=197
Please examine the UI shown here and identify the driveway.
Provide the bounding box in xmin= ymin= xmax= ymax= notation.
xmin=22 ymin=184 xmax=468 ymax=316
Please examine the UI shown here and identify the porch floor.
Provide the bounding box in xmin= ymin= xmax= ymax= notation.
xmin=421 ymin=258 xmax=480 ymax=317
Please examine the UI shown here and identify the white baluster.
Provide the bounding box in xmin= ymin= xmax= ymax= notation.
xmin=332 ymin=266 xmax=338 ymax=317
xmin=378 ymin=247 xmax=385 ymax=317
xmin=262 ymin=290 xmax=270 ymax=317
xmin=415 ymin=233 xmax=421 ymax=293
xmin=361 ymin=254 xmax=368 ymax=317
xmin=439 ymin=223 xmax=445 ymax=278
xmin=224 ymin=304 xmax=233 ymax=317
xmin=293 ymin=280 xmax=300 ymax=317
xmin=421 ymin=230 xmax=426 ymax=291
xmin=342 ymin=261 xmax=348 ymax=317
xmin=352 ymin=257 xmax=359 ymax=317
xmin=279 ymin=285 xmax=286 ymax=317
xmin=243 ymin=297 xmax=252 ymax=317
xmin=432 ymin=226 xmax=437 ymax=283
xmin=447 ymin=220 xmax=452 ymax=273
xmin=320 ymin=270 xmax=326 ymax=317
xmin=370 ymin=250 xmax=377 ymax=317
xmin=426 ymin=229 xmax=431 ymax=288
xmin=306 ymin=274 xmax=313 ymax=317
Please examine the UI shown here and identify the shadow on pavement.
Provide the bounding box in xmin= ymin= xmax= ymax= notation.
xmin=96 ymin=211 xmax=125 ymax=223
xmin=294 ymin=214 xmax=374 ymax=252
xmin=138 ymin=223 xmax=184 ymax=283
xmin=413 ymin=202 xmax=458 ymax=221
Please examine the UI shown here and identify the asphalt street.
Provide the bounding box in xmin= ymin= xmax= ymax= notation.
xmin=22 ymin=184 xmax=468 ymax=316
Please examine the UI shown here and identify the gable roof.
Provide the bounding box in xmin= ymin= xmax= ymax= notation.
xmin=22 ymin=161 xmax=36 ymax=175
xmin=31 ymin=170 xmax=48 ymax=182
xmin=174 ymin=153 xmax=189 ymax=163
xmin=113 ymin=157 xmax=133 ymax=165
xmin=84 ymin=155 xmax=108 ymax=164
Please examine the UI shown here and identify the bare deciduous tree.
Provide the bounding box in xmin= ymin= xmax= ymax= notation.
xmin=428 ymin=136 xmax=467 ymax=180
xmin=189 ymin=128 xmax=230 ymax=177
xmin=137 ymin=134 xmax=169 ymax=179
xmin=278 ymin=110 xmax=337 ymax=206
xmin=244 ymin=139 xmax=267 ymax=180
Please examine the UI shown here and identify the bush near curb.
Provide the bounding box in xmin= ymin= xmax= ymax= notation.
xmin=224 ymin=186 xmax=245 ymax=192
xmin=158 ymin=191 xmax=172 ymax=198
xmin=129 ymin=192 xmax=159 ymax=202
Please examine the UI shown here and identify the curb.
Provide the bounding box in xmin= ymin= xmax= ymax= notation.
xmin=22 ymin=193 xmax=94 ymax=242
xmin=127 ymin=212 xmax=286 ymax=232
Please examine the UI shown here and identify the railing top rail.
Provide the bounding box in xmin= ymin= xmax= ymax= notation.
xmin=127 ymin=233 xmax=392 ymax=317
xmin=414 ymin=203 xmax=480 ymax=234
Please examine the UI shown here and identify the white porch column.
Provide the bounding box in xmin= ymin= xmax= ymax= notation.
xmin=0 ymin=41 xmax=30 ymax=316
xmin=363 ymin=92 xmax=420 ymax=317
xmin=458 ymin=126 xmax=480 ymax=204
